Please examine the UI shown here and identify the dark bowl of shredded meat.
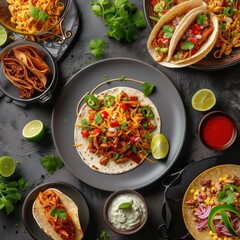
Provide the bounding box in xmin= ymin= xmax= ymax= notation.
xmin=0 ymin=40 xmax=57 ymax=103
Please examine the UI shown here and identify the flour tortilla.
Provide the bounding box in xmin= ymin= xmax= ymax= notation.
xmin=32 ymin=188 xmax=83 ymax=240
xmin=147 ymin=0 xmax=206 ymax=64
xmin=74 ymin=87 xmax=161 ymax=175
xmin=165 ymin=8 xmax=219 ymax=67
xmin=182 ymin=164 xmax=240 ymax=240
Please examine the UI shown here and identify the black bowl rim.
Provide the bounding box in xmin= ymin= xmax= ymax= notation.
xmin=198 ymin=110 xmax=238 ymax=151
xmin=0 ymin=40 xmax=57 ymax=103
xmin=1 ymin=0 xmax=72 ymax=36
xmin=103 ymin=189 xmax=148 ymax=235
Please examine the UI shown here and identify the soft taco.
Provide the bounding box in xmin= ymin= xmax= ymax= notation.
xmin=74 ymin=86 xmax=161 ymax=175
xmin=147 ymin=0 xmax=206 ymax=63
xmin=163 ymin=8 xmax=219 ymax=67
xmin=32 ymin=188 xmax=83 ymax=240
xmin=182 ymin=164 xmax=240 ymax=240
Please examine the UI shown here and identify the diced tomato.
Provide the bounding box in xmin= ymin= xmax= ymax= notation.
xmin=120 ymin=102 xmax=128 ymax=110
xmin=130 ymin=136 xmax=139 ymax=143
xmin=163 ymin=9 xmax=169 ymax=14
xmin=173 ymin=0 xmax=178 ymax=4
xmin=110 ymin=121 xmax=120 ymax=128
xmin=189 ymin=37 xmax=197 ymax=44
xmin=192 ymin=29 xmax=200 ymax=35
xmin=89 ymin=114 xmax=95 ymax=121
xmin=128 ymin=124 xmax=133 ymax=129
xmin=101 ymin=111 xmax=109 ymax=119
xmin=151 ymin=0 xmax=158 ymax=6
xmin=93 ymin=128 xmax=102 ymax=135
xmin=129 ymin=96 xmax=138 ymax=101
xmin=128 ymin=153 xmax=141 ymax=164
xmin=192 ymin=24 xmax=200 ymax=31
xmin=82 ymin=130 xmax=90 ymax=138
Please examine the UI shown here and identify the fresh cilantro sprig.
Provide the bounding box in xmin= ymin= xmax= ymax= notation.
xmin=218 ymin=190 xmax=235 ymax=204
xmin=29 ymin=6 xmax=49 ymax=26
xmin=142 ymin=82 xmax=155 ymax=97
xmin=181 ymin=40 xmax=194 ymax=50
xmin=41 ymin=155 xmax=64 ymax=175
xmin=90 ymin=0 xmax=146 ymax=43
xmin=0 ymin=177 xmax=29 ymax=215
xmin=96 ymin=230 xmax=109 ymax=240
xmin=162 ymin=25 xmax=174 ymax=39
xmin=196 ymin=13 xmax=207 ymax=25
xmin=89 ymin=39 xmax=106 ymax=59
xmin=50 ymin=208 xmax=67 ymax=220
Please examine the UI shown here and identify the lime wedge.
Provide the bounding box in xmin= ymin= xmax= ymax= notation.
xmin=191 ymin=89 xmax=216 ymax=111
xmin=22 ymin=120 xmax=45 ymax=142
xmin=0 ymin=26 xmax=7 ymax=46
xmin=0 ymin=156 xmax=16 ymax=177
xmin=151 ymin=133 xmax=169 ymax=159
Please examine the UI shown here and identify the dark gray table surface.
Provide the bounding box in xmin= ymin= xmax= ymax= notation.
xmin=0 ymin=0 xmax=240 ymax=240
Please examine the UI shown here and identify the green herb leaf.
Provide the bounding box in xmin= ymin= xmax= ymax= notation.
xmin=29 ymin=6 xmax=49 ymax=25
xmin=121 ymin=122 xmax=128 ymax=128
xmin=223 ymin=6 xmax=234 ymax=17
xmin=17 ymin=178 xmax=29 ymax=191
xmin=50 ymin=208 xmax=67 ymax=220
xmin=118 ymin=201 xmax=132 ymax=209
xmin=94 ymin=112 xmax=103 ymax=125
xmin=220 ymin=23 xmax=226 ymax=30
xmin=81 ymin=119 xmax=90 ymax=129
xmin=89 ymin=39 xmax=106 ymax=59
xmin=181 ymin=40 xmax=194 ymax=50
xmin=130 ymin=11 xmax=146 ymax=29
xmin=113 ymin=153 xmax=120 ymax=161
xmin=218 ymin=190 xmax=235 ymax=204
xmin=196 ymin=13 xmax=207 ymax=25
xmin=96 ymin=230 xmax=109 ymax=240
xmin=162 ymin=25 xmax=174 ymax=39
xmin=142 ymin=82 xmax=155 ymax=97
xmin=41 ymin=155 xmax=64 ymax=175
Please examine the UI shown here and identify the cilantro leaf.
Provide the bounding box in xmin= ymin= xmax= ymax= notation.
xmin=162 ymin=25 xmax=174 ymax=39
xmin=29 ymin=6 xmax=49 ymax=26
xmin=220 ymin=23 xmax=226 ymax=30
xmin=96 ymin=230 xmax=109 ymax=240
xmin=181 ymin=40 xmax=194 ymax=50
xmin=218 ymin=189 xmax=236 ymax=204
xmin=130 ymin=11 xmax=146 ymax=29
xmin=50 ymin=208 xmax=67 ymax=220
xmin=17 ymin=178 xmax=29 ymax=191
xmin=81 ymin=119 xmax=90 ymax=129
xmin=142 ymin=82 xmax=155 ymax=97
xmin=41 ymin=155 xmax=64 ymax=174
xmin=196 ymin=13 xmax=207 ymax=25
xmin=89 ymin=39 xmax=106 ymax=59
xmin=223 ymin=6 xmax=234 ymax=17
xmin=94 ymin=112 xmax=103 ymax=125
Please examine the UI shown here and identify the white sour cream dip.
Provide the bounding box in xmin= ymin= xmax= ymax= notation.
xmin=107 ymin=193 xmax=146 ymax=231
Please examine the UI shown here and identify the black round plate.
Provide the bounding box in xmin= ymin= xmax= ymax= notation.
xmin=22 ymin=181 xmax=89 ymax=240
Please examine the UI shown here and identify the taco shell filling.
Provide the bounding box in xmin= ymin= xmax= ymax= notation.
xmin=182 ymin=164 xmax=240 ymax=240
xmin=32 ymin=188 xmax=83 ymax=240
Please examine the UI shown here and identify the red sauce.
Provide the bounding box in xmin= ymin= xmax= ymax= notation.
xmin=201 ymin=114 xmax=235 ymax=149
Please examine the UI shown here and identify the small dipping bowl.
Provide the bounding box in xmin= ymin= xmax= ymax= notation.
xmin=198 ymin=110 xmax=238 ymax=151
xmin=103 ymin=190 xmax=148 ymax=235
xmin=0 ymin=40 xmax=58 ymax=103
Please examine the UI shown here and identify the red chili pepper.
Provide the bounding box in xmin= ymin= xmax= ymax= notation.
xmin=151 ymin=0 xmax=158 ymax=6
xmin=93 ymin=128 xmax=102 ymax=135
xmin=128 ymin=153 xmax=141 ymax=164
xmin=89 ymin=114 xmax=95 ymax=121
xmin=110 ymin=121 xmax=120 ymax=128
xmin=129 ymin=96 xmax=138 ymax=101
xmin=130 ymin=136 xmax=139 ymax=143
xmin=82 ymin=130 xmax=90 ymax=138
xmin=101 ymin=111 xmax=109 ymax=119
xmin=120 ymin=102 xmax=128 ymax=110
xmin=189 ymin=37 xmax=197 ymax=44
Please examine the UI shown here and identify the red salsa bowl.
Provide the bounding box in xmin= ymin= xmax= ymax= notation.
xmin=198 ymin=111 xmax=238 ymax=151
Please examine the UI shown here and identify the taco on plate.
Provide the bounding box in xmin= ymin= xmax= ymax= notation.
xmin=147 ymin=0 xmax=206 ymax=63
xmin=182 ymin=164 xmax=240 ymax=240
xmin=74 ymin=86 xmax=161 ymax=174
xmin=32 ymin=188 xmax=83 ymax=240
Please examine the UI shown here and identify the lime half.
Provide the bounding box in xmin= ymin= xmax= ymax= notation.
xmin=0 ymin=26 xmax=7 ymax=46
xmin=22 ymin=120 xmax=45 ymax=142
xmin=0 ymin=156 xmax=16 ymax=177
xmin=191 ymin=89 xmax=216 ymax=112
xmin=151 ymin=133 xmax=169 ymax=160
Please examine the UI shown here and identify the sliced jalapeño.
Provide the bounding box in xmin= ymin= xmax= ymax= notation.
xmin=84 ymin=95 xmax=100 ymax=110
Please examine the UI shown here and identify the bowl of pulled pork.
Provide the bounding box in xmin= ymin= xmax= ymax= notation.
xmin=0 ymin=40 xmax=57 ymax=103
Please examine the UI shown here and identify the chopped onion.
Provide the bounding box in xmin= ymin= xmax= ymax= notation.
xmin=108 ymin=128 xmax=116 ymax=132
xmin=198 ymin=194 xmax=204 ymax=203
xmin=197 ymin=219 xmax=208 ymax=231
xmin=195 ymin=205 xmax=211 ymax=220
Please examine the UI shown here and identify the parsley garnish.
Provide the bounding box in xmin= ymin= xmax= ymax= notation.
xmin=162 ymin=25 xmax=174 ymax=38
xmin=50 ymin=208 xmax=67 ymax=220
xmin=41 ymin=155 xmax=64 ymax=175
xmin=181 ymin=40 xmax=194 ymax=50
xmin=90 ymin=0 xmax=146 ymax=43
xmin=142 ymin=82 xmax=155 ymax=97
xmin=196 ymin=13 xmax=207 ymax=25
xmin=89 ymin=39 xmax=106 ymax=59
xmin=29 ymin=7 xmax=48 ymax=26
